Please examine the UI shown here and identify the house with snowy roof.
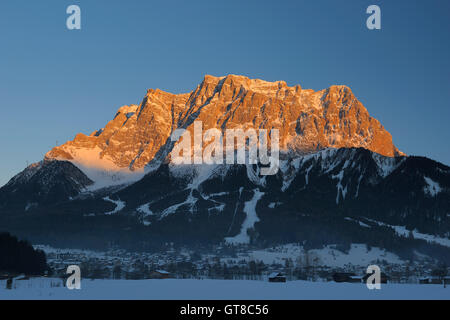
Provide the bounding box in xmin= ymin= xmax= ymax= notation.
xmin=268 ymin=272 xmax=286 ymax=283
xmin=149 ymin=269 xmax=172 ymax=279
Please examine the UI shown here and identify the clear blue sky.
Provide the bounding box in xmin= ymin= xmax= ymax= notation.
xmin=1 ymin=0 xmax=449 ymax=186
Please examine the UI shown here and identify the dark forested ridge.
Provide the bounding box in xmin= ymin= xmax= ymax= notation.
xmin=0 ymin=232 xmax=49 ymax=275
xmin=0 ymin=148 xmax=449 ymax=264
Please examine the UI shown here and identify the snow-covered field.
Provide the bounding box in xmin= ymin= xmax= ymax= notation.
xmin=0 ymin=278 xmax=448 ymax=300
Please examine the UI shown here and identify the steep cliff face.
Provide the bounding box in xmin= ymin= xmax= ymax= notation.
xmin=44 ymin=75 xmax=403 ymax=187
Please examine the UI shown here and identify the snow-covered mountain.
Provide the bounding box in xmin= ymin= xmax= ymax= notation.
xmin=43 ymin=74 xmax=403 ymax=189
xmin=0 ymin=160 xmax=92 ymax=210
xmin=0 ymin=75 xmax=449 ymax=263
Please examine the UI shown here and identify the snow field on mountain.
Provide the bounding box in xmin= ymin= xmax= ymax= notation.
xmin=103 ymin=197 xmax=126 ymax=215
xmin=225 ymin=189 xmax=265 ymax=245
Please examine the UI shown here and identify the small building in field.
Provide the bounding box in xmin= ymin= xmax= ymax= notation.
xmin=430 ymin=276 xmax=443 ymax=285
xmin=268 ymin=272 xmax=286 ymax=283
xmin=0 ymin=273 xmax=12 ymax=280
xmin=333 ymin=272 xmax=360 ymax=283
xmin=420 ymin=276 xmax=450 ymax=285
xmin=349 ymin=275 xmax=364 ymax=283
xmin=149 ymin=270 xmax=171 ymax=279
xmin=362 ymin=272 xmax=389 ymax=284
xmin=444 ymin=277 xmax=450 ymax=286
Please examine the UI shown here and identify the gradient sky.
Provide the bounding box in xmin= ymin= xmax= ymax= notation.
xmin=1 ymin=0 xmax=449 ymax=186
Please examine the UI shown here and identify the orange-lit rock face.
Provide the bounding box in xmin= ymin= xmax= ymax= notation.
xmin=45 ymin=75 xmax=404 ymax=173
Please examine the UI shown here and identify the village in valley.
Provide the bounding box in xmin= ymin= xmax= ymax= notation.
xmin=32 ymin=244 xmax=450 ymax=286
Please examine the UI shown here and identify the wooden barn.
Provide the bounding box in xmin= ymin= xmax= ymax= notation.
xmin=149 ymin=270 xmax=172 ymax=279
xmin=362 ymin=272 xmax=389 ymax=284
xmin=332 ymin=272 xmax=362 ymax=283
xmin=420 ymin=276 xmax=450 ymax=286
xmin=429 ymin=276 xmax=444 ymax=285
xmin=268 ymin=272 xmax=286 ymax=283
xmin=445 ymin=277 xmax=450 ymax=286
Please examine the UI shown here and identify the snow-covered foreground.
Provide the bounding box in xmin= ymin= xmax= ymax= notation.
xmin=0 ymin=278 xmax=448 ymax=300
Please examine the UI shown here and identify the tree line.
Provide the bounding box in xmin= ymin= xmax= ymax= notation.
xmin=0 ymin=232 xmax=49 ymax=275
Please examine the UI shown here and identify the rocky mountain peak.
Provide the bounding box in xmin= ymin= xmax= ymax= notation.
xmin=44 ymin=75 xmax=404 ymax=188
